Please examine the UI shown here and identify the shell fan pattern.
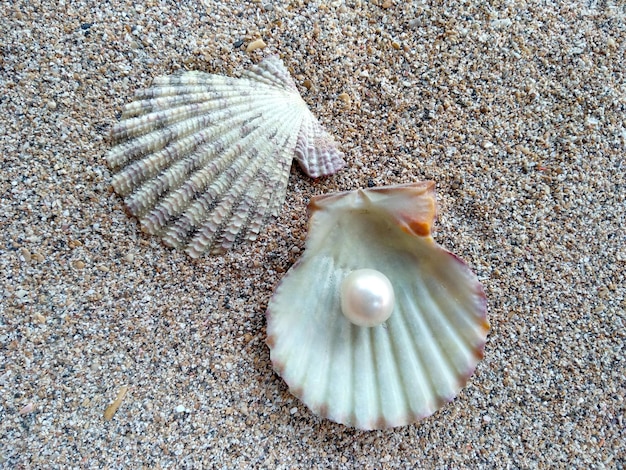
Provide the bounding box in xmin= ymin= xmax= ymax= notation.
xmin=266 ymin=182 xmax=489 ymax=430
xmin=106 ymin=56 xmax=345 ymax=257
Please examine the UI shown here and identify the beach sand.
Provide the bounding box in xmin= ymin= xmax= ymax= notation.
xmin=1 ymin=0 xmax=624 ymax=467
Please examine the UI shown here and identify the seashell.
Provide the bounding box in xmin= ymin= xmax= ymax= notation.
xmin=106 ymin=56 xmax=345 ymax=257
xmin=266 ymin=182 xmax=489 ymax=430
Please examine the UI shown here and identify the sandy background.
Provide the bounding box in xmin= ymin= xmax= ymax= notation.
xmin=1 ymin=0 xmax=625 ymax=467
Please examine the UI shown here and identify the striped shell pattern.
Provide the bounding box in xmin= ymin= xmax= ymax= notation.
xmin=106 ymin=56 xmax=345 ymax=257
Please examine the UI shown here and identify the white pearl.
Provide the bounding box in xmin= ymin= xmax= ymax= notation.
xmin=340 ymin=269 xmax=395 ymax=327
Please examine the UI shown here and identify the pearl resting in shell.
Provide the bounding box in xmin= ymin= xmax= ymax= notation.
xmin=341 ymin=269 xmax=395 ymax=327
xmin=266 ymin=182 xmax=489 ymax=430
xmin=106 ymin=56 xmax=345 ymax=257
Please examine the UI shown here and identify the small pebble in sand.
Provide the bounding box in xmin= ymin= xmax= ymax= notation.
xmin=312 ymin=22 xmax=320 ymax=38
xmin=15 ymin=289 xmax=28 ymax=301
xmin=246 ymin=38 xmax=266 ymax=52
xmin=337 ymin=92 xmax=352 ymax=107
xmin=72 ymin=260 xmax=85 ymax=270
xmin=20 ymin=248 xmax=31 ymax=262
xmin=19 ymin=403 xmax=35 ymax=415
xmin=103 ymin=385 xmax=129 ymax=421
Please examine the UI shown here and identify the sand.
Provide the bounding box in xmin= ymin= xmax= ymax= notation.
xmin=1 ymin=0 xmax=624 ymax=467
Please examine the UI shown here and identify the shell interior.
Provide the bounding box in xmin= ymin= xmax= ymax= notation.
xmin=266 ymin=182 xmax=489 ymax=430
xmin=106 ymin=56 xmax=345 ymax=257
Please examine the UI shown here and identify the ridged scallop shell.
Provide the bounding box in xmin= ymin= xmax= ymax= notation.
xmin=106 ymin=56 xmax=345 ymax=257
xmin=266 ymin=182 xmax=489 ymax=430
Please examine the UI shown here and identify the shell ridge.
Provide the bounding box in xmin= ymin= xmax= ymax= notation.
xmin=372 ymin=325 xmax=409 ymax=428
xmin=132 ymin=82 xmax=296 ymax=103
xmin=137 ymin=144 xmax=231 ymax=235
xmin=243 ymin=56 xmax=298 ymax=92
xmin=132 ymin=77 xmax=253 ymax=101
xmin=256 ymin=155 xmax=291 ymax=218
xmin=242 ymin=133 xmax=297 ymax=239
xmin=351 ymin=323 xmax=379 ymax=429
xmin=142 ymin=159 xmax=241 ymax=241
xmin=235 ymin=155 xmax=291 ymax=242
xmin=267 ymin=279 xmax=300 ymax=357
xmin=150 ymin=71 xmax=242 ymax=87
xmin=267 ymin=261 xmax=325 ymax=400
xmin=121 ymin=112 xmax=268 ymax=216
xmin=110 ymin=116 xmax=237 ymax=197
xmin=386 ymin=286 xmax=436 ymax=420
xmin=218 ymin=104 xmax=304 ymax=247
xmin=137 ymin=139 xmax=249 ymax=236
xmin=187 ymin=180 xmax=258 ymax=254
xmin=208 ymin=179 xmax=266 ymax=252
xmin=160 ymin=192 xmax=214 ymax=248
xmin=297 ymin=258 xmax=341 ymax=412
xmin=114 ymin=84 xmax=300 ymax=146
xmin=414 ymin=275 xmax=477 ymax=381
xmin=165 ymin=169 xmax=252 ymax=250
xmin=376 ymin=314 xmax=421 ymax=426
xmin=183 ymin=104 xmax=304 ymax=254
xmin=294 ymin=113 xmax=345 ymax=178
xmin=189 ymin=194 xmax=253 ymax=255
xmin=120 ymin=89 xmax=250 ymax=121
xmin=397 ymin=285 xmax=451 ymax=411
xmin=241 ymin=172 xmax=285 ymax=240
xmin=347 ymin=319 xmax=358 ymax=427
xmin=188 ymin=140 xmax=283 ymax=254
xmin=418 ymin=250 xmax=487 ymax=337
xmin=242 ymin=68 xmax=289 ymax=90
xmin=421 ymin=269 xmax=488 ymax=356
xmin=108 ymin=102 xmax=247 ymax=169
xmin=325 ymin=278 xmax=354 ymax=425
xmin=155 ymin=75 xmax=299 ymax=101
xmin=111 ymin=92 xmax=290 ymax=153
xmin=240 ymin=190 xmax=273 ymax=240
xmin=409 ymin=280 xmax=464 ymax=399
xmin=278 ymin=282 xmax=329 ymax=391
xmin=116 ymin=93 xmax=253 ymax=137
xmin=139 ymin=106 xmax=297 ymax=238
xmin=241 ymin=116 xmax=305 ymax=237
xmin=143 ymin=78 xmax=265 ymax=94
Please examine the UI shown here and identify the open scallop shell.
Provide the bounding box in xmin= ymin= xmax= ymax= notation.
xmin=266 ymin=182 xmax=489 ymax=429
xmin=106 ymin=56 xmax=345 ymax=257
